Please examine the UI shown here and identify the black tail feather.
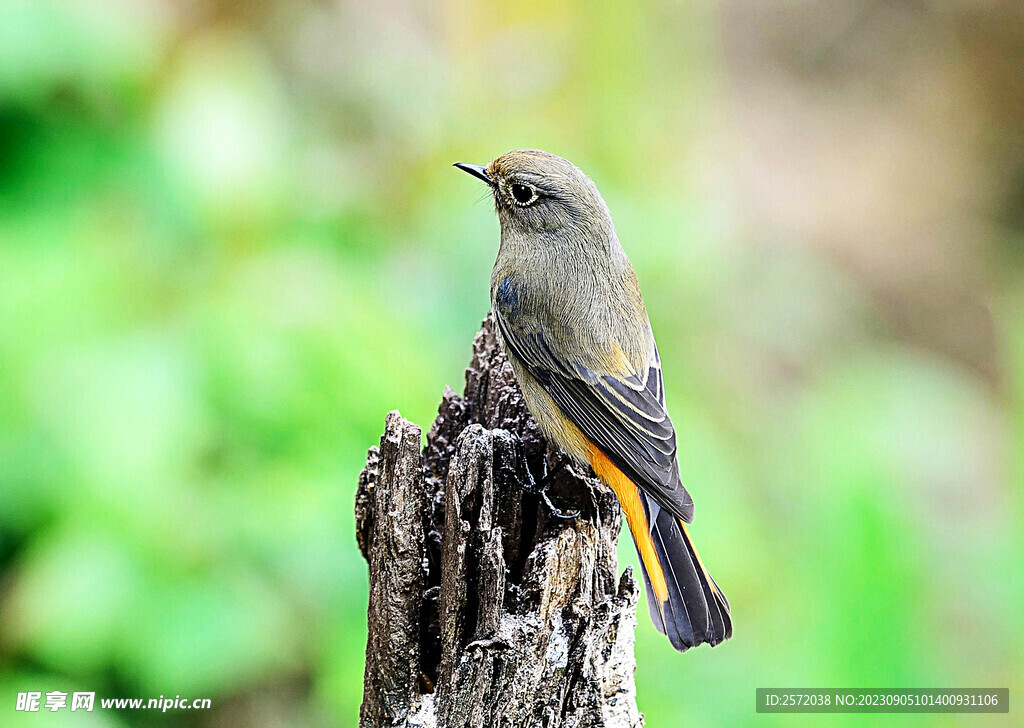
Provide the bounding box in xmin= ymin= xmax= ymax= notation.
xmin=637 ymin=492 xmax=732 ymax=651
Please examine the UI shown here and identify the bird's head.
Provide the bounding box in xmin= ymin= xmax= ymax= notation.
xmin=454 ymin=149 xmax=612 ymax=240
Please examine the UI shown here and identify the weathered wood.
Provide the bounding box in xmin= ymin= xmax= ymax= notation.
xmin=356 ymin=314 xmax=642 ymax=728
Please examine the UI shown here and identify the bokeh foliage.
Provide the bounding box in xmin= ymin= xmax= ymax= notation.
xmin=1 ymin=1 xmax=1021 ymax=726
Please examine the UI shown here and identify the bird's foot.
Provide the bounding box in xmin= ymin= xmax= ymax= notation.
xmin=526 ymin=456 xmax=580 ymax=520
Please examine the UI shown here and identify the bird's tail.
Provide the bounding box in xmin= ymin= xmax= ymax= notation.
xmin=588 ymin=447 xmax=731 ymax=651
xmin=630 ymin=490 xmax=732 ymax=651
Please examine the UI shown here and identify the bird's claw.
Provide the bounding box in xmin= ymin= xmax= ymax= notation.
xmin=523 ymin=455 xmax=580 ymax=520
xmin=539 ymin=487 xmax=580 ymax=520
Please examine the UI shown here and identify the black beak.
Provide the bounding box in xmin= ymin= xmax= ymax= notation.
xmin=453 ymin=162 xmax=493 ymax=186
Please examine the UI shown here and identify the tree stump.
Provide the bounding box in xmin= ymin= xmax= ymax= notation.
xmin=355 ymin=314 xmax=642 ymax=728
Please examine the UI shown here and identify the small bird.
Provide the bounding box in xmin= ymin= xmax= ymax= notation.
xmin=455 ymin=149 xmax=732 ymax=651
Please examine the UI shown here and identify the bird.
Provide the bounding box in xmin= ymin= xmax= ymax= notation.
xmin=454 ymin=149 xmax=732 ymax=652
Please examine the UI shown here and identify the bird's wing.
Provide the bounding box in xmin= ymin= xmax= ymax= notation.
xmin=494 ymin=309 xmax=695 ymax=522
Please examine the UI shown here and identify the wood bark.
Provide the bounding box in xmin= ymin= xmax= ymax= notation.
xmin=355 ymin=314 xmax=642 ymax=728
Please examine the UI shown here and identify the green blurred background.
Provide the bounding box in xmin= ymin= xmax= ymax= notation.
xmin=1 ymin=1 xmax=1021 ymax=726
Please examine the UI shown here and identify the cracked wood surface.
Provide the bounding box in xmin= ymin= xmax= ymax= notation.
xmin=356 ymin=314 xmax=642 ymax=728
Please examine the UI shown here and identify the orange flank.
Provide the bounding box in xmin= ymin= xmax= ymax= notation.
xmin=588 ymin=446 xmax=668 ymax=602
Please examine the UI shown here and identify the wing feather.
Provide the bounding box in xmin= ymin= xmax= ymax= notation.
xmin=495 ymin=309 xmax=695 ymax=521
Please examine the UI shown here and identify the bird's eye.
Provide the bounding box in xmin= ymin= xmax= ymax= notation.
xmin=511 ymin=183 xmax=538 ymax=206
